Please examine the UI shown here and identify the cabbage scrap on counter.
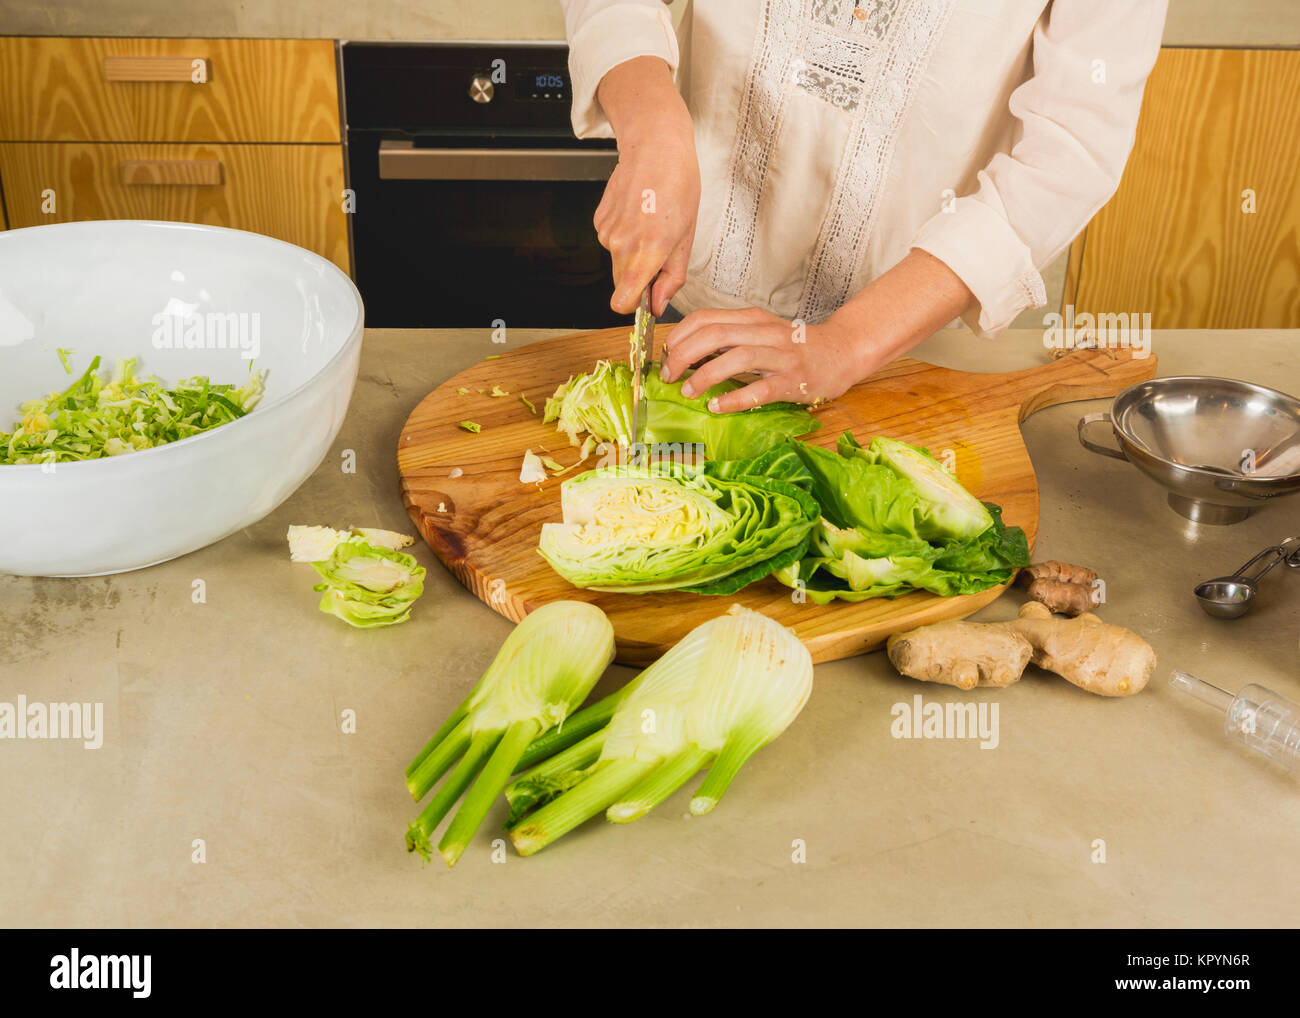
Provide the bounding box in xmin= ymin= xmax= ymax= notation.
xmin=288 ymin=526 xmax=426 ymax=628
xmin=0 ymin=354 xmax=266 ymax=465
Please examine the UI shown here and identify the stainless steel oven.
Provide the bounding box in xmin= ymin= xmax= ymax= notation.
xmin=342 ymin=41 xmax=622 ymax=329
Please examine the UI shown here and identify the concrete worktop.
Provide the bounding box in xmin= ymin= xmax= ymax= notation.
xmin=2 ymin=326 xmax=1299 ymax=928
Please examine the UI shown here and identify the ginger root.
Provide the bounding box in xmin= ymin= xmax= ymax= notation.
xmin=1017 ymin=560 xmax=1099 ymax=616
xmin=886 ymin=601 xmax=1156 ymax=697
xmin=1020 ymin=560 xmax=1097 ymax=586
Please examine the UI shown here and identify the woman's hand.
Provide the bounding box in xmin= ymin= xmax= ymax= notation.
xmin=660 ymin=308 xmax=870 ymax=411
xmin=661 ymin=250 xmax=976 ymax=412
xmin=593 ymin=56 xmax=700 ymax=316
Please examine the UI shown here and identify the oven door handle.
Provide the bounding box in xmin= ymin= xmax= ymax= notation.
xmin=378 ymin=140 xmax=618 ymax=182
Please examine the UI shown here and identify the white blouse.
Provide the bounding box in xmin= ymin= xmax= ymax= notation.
xmin=561 ymin=0 xmax=1167 ymax=336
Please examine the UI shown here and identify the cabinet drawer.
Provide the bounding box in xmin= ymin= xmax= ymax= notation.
xmin=0 ymin=37 xmax=340 ymax=143
xmin=0 ymin=142 xmax=349 ymax=272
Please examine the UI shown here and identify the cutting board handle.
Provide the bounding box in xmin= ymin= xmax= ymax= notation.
xmin=1008 ymin=349 xmax=1158 ymax=423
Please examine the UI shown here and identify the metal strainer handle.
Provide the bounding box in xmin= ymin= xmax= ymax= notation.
xmin=1076 ymin=412 xmax=1128 ymax=461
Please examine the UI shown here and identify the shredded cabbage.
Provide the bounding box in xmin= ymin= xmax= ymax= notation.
xmin=0 ymin=354 xmax=265 ymax=465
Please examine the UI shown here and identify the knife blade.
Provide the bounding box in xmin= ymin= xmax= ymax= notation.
xmin=629 ymin=287 xmax=655 ymax=457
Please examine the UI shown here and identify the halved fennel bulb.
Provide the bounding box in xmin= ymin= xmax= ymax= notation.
xmin=403 ymin=600 xmax=616 ymax=867
xmin=504 ymin=605 xmax=814 ymax=855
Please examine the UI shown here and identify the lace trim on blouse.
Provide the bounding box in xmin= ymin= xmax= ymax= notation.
xmin=708 ymin=0 xmax=956 ymax=322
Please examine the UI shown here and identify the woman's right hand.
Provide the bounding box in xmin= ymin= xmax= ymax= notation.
xmin=592 ymin=56 xmax=700 ymax=316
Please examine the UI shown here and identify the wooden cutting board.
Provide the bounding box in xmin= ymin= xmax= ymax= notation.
xmin=399 ymin=327 xmax=1156 ymax=664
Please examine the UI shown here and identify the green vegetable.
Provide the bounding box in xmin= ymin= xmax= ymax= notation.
xmin=505 ymin=605 xmax=813 ymax=855
xmin=310 ymin=539 xmax=426 ymax=628
xmin=0 ymin=354 xmax=265 ymax=465
xmin=537 ymin=461 xmax=819 ymax=594
xmin=544 ymin=359 xmax=820 ymax=459
xmin=520 ymin=393 xmax=537 ymax=415
xmin=546 ymin=360 xmax=635 ymax=447
xmin=776 ymin=504 xmax=1028 ymax=603
xmin=732 ymin=431 xmax=1029 ymax=603
xmin=287 ymin=524 xmax=415 ymax=562
xmin=843 ymin=433 xmax=992 ymax=539
xmin=458 ymin=421 xmax=481 ymax=433
xmin=404 ymin=600 xmax=616 ymax=867
xmin=704 ymin=440 xmax=813 ymax=490
xmin=641 ymin=369 xmax=821 ymax=460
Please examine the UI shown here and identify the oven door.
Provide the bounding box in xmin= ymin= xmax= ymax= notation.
xmin=348 ymin=132 xmax=623 ymax=329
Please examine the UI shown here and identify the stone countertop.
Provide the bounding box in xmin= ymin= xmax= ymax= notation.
xmin=2 ymin=326 xmax=1299 ymax=928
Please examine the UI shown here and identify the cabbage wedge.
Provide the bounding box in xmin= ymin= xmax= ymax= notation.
xmin=543 ymin=359 xmax=820 ymax=459
xmin=404 ymin=600 xmax=615 ymax=867
xmin=505 ymin=605 xmax=813 ymax=856
xmin=538 ymin=462 xmax=819 ymax=595
xmin=775 ymin=433 xmax=1027 ymax=602
xmin=712 ymin=434 xmax=1029 ymax=603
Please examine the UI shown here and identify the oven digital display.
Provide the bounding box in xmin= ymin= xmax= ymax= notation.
xmin=521 ymin=70 xmax=568 ymax=100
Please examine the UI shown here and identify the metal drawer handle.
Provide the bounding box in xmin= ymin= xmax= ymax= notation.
xmin=119 ymin=159 xmax=224 ymax=187
xmin=1076 ymin=412 xmax=1128 ymax=461
xmin=378 ymin=140 xmax=618 ymax=182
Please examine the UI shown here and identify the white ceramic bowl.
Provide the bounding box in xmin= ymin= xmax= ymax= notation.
xmin=0 ymin=220 xmax=363 ymax=576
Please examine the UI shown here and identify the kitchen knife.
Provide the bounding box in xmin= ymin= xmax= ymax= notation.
xmin=629 ymin=287 xmax=655 ymax=455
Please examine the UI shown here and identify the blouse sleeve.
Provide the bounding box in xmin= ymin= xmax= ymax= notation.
xmin=561 ymin=0 xmax=680 ymax=139
xmin=910 ymin=0 xmax=1168 ymax=337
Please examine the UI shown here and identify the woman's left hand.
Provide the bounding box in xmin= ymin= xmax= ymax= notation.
xmin=660 ymin=307 xmax=869 ymax=412
xmin=660 ymin=252 xmax=976 ymax=412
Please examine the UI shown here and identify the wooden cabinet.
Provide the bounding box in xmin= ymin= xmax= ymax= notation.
xmin=0 ymin=36 xmax=348 ymax=272
xmin=0 ymin=142 xmax=348 ymax=268
xmin=1065 ymin=48 xmax=1300 ymax=328
xmin=0 ymin=37 xmax=340 ymax=143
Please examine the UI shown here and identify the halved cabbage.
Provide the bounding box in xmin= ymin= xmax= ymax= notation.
xmin=538 ymin=463 xmax=818 ymax=594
